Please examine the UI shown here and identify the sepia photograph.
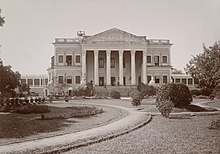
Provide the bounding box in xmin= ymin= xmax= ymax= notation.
xmin=0 ymin=0 xmax=220 ymax=153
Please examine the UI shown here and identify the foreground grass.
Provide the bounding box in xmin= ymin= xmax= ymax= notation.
xmin=0 ymin=106 xmax=103 ymax=139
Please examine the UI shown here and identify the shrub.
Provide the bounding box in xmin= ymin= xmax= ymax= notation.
xmin=201 ymin=88 xmax=213 ymax=96
xmin=137 ymin=82 xmax=156 ymax=97
xmin=156 ymin=83 xmax=192 ymax=108
xmin=156 ymin=100 xmax=174 ymax=118
xmin=110 ymin=91 xmax=121 ymax=99
xmin=16 ymin=105 xmax=50 ymax=114
xmin=131 ymin=92 xmax=142 ymax=106
xmin=190 ymin=89 xmax=202 ymax=96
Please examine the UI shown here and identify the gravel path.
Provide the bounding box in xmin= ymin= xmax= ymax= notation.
xmin=0 ymin=100 xmax=127 ymax=146
xmin=65 ymin=114 xmax=220 ymax=154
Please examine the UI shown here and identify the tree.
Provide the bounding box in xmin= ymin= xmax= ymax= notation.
xmin=0 ymin=65 xmax=21 ymax=98
xmin=0 ymin=9 xmax=5 ymax=27
xmin=186 ymin=42 xmax=220 ymax=90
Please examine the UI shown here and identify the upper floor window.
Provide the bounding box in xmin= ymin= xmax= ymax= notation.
xmin=66 ymin=55 xmax=72 ymax=66
xmin=58 ymin=76 xmax=63 ymax=84
xmin=58 ymin=55 xmax=63 ymax=63
xmin=99 ymin=57 xmax=104 ymax=68
xmin=162 ymin=56 xmax=168 ymax=63
xmin=45 ymin=79 xmax=48 ymax=85
xmin=154 ymin=56 xmax=159 ymax=66
xmin=147 ymin=56 xmax=151 ymax=63
xmin=123 ymin=57 xmax=126 ymax=68
xmin=111 ymin=58 xmax=115 ymax=68
xmin=75 ymin=55 xmax=81 ymax=63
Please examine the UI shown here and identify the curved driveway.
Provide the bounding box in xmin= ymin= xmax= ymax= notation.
xmin=0 ymin=99 xmax=151 ymax=154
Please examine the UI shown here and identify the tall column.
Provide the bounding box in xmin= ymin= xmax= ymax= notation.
xmin=106 ymin=50 xmax=111 ymax=86
xmin=119 ymin=50 xmax=124 ymax=86
xmin=94 ymin=50 xmax=99 ymax=86
xmin=81 ymin=50 xmax=87 ymax=83
xmin=142 ymin=51 xmax=147 ymax=84
xmin=131 ymin=50 xmax=136 ymax=85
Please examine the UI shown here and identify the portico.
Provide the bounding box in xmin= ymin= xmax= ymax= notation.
xmin=81 ymin=49 xmax=148 ymax=86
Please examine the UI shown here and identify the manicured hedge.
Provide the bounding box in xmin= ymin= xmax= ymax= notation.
xmin=156 ymin=83 xmax=192 ymax=108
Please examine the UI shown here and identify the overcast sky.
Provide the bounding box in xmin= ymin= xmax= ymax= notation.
xmin=0 ymin=0 xmax=219 ymax=74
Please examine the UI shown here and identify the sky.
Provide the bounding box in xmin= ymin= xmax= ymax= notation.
xmin=0 ymin=0 xmax=220 ymax=75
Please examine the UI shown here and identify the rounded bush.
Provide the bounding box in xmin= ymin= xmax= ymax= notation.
xmin=156 ymin=83 xmax=192 ymax=108
xmin=137 ymin=82 xmax=156 ymax=96
xmin=156 ymin=100 xmax=174 ymax=118
xmin=110 ymin=91 xmax=121 ymax=99
xmin=131 ymin=92 xmax=142 ymax=106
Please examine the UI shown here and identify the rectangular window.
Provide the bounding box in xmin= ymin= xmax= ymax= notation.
xmin=45 ymin=79 xmax=48 ymax=85
xmin=123 ymin=57 xmax=125 ymax=68
xmin=99 ymin=77 xmax=104 ymax=86
xmin=163 ymin=75 xmax=168 ymax=83
xmin=111 ymin=58 xmax=115 ymax=68
xmin=99 ymin=57 xmax=104 ymax=68
xmin=155 ymin=76 xmax=160 ymax=84
xmin=75 ymin=76 xmax=81 ymax=84
xmin=147 ymin=56 xmax=151 ymax=63
xmin=147 ymin=76 xmax=151 ymax=83
xmin=27 ymin=79 xmax=33 ymax=86
xmin=21 ymin=79 xmax=26 ymax=84
xmin=175 ymin=78 xmax=180 ymax=83
xmin=162 ymin=56 xmax=168 ymax=63
xmin=76 ymin=55 xmax=80 ymax=63
xmin=182 ymin=78 xmax=187 ymax=84
xmin=66 ymin=79 xmax=72 ymax=84
xmin=154 ymin=56 xmax=159 ymax=66
xmin=123 ymin=77 xmax=126 ymax=86
xmin=66 ymin=55 xmax=72 ymax=66
xmin=34 ymin=79 xmax=40 ymax=86
xmin=58 ymin=55 xmax=63 ymax=63
xmin=58 ymin=76 xmax=63 ymax=84
xmin=188 ymin=78 xmax=193 ymax=85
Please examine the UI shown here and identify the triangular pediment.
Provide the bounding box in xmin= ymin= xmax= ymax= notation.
xmin=83 ymin=28 xmax=146 ymax=43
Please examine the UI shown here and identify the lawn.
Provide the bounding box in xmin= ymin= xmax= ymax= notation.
xmin=0 ymin=105 xmax=103 ymax=139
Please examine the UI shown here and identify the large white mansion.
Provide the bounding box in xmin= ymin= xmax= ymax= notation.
xmin=47 ymin=28 xmax=174 ymax=94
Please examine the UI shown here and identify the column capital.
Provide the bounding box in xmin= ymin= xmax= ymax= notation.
xmin=106 ymin=50 xmax=111 ymax=55
xmin=131 ymin=50 xmax=136 ymax=55
xmin=119 ymin=50 xmax=124 ymax=55
xmin=142 ymin=51 xmax=147 ymax=56
xmin=94 ymin=50 xmax=99 ymax=55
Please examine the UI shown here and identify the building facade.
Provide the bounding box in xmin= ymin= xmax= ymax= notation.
xmin=47 ymin=28 xmax=173 ymax=93
xmin=20 ymin=74 xmax=48 ymax=96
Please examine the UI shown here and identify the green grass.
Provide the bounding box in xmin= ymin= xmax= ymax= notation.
xmin=0 ymin=106 xmax=103 ymax=139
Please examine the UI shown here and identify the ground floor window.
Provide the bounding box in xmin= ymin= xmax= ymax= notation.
xmin=66 ymin=78 xmax=72 ymax=84
xmin=58 ymin=76 xmax=63 ymax=84
xmin=111 ymin=77 xmax=116 ymax=86
xmin=182 ymin=78 xmax=187 ymax=84
xmin=188 ymin=78 xmax=193 ymax=85
xmin=155 ymin=76 xmax=160 ymax=84
xmin=147 ymin=76 xmax=151 ymax=83
xmin=75 ymin=76 xmax=80 ymax=84
xmin=99 ymin=77 xmax=104 ymax=86
xmin=123 ymin=77 xmax=126 ymax=86
xmin=175 ymin=78 xmax=180 ymax=83
xmin=162 ymin=75 xmax=168 ymax=83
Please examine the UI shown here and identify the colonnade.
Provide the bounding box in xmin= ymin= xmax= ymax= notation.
xmin=81 ymin=49 xmax=147 ymax=86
